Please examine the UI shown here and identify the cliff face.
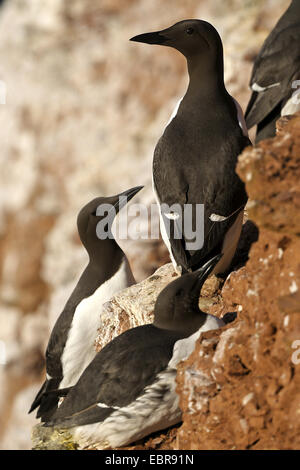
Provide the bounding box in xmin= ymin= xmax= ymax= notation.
xmin=0 ymin=0 xmax=293 ymax=449
xmin=33 ymin=114 xmax=300 ymax=450
xmin=175 ymin=114 xmax=300 ymax=450
xmin=114 ymin=115 xmax=300 ymax=451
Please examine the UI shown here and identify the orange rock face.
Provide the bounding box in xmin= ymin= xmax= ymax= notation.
xmin=238 ymin=114 xmax=300 ymax=235
xmin=40 ymin=116 xmax=299 ymax=452
xmin=176 ymin=114 xmax=300 ymax=450
xmin=101 ymin=115 xmax=300 ymax=451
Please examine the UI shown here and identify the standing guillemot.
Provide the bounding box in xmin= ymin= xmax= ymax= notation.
xmin=44 ymin=254 xmax=225 ymax=449
xmin=130 ymin=20 xmax=249 ymax=275
xmin=245 ymin=0 xmax=300 ymax=142
xmin=29 ymin=186 xmax=143 ymax=421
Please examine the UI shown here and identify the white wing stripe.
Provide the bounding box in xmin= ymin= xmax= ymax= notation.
xmin=252 ymin=82 xmax=280 ymax=92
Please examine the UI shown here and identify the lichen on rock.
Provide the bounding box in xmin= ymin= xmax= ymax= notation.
xmin=32 ymin=424 xmax=78 ymax=450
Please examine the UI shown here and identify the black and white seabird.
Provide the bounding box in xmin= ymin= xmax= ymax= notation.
xmin=29 ymin=186 xmax=143 ymax=421
xmin=245 ymin=0 xmax=300 ymax=142
xmin=44 ymin=254 xmax=225 ymax=449
xmin=130 ymin=20 xmax=249 ymax=275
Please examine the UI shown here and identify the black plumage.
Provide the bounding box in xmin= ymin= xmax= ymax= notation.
xmin=153 ymin=93 xmax=248 ymax=271
xmin=29 ymin=187 xmax=143 ymax=421
xmin=131 ymin=20 xmax=249 ymax=274
xmin=43 ymin=255 xmax=224 ymax=450
xmin=245 ymin=0 xmax=300 ymax=142
xmin=45 ymin=325 xmax=182 ymax=428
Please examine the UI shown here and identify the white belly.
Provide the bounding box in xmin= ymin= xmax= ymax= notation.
xmin=232 ymin=97 xmax=249 ymax=138
xmin=153 ymin=97 xmax=183 ymax=271
xmin=169 ymin=314 xmax=225 ymax=369
xmin=59 ymin=258 xmax=135 ymax=389
xmin=73 ymin=367 xmax=181 ymax=449
xmin=153 ymin=95 xmax=246 ymax=273
xmin=152 ymin=175 xmax=178 ymax=271
xmin=281 ymin=93 xmax=300 ymax=116
xmin=212 ymin=210 xmax=244 ymax=275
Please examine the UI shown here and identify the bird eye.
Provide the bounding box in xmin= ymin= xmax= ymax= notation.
xmin=186 ymin=27 xmax=194 ymax=35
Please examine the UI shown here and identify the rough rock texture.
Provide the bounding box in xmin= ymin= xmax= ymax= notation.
xmin=94 ymin=219 xmax=257 ymax=355
xmin=0 ymin=0 xmax=291 ymax=449
xmin=31 ymin=265 xmax=225 ymax=451
xmin=30 ymin=214 xmax=257 ymax=450
xmin=239 ymin=115 xmax=300 ymax=235
xmin=31 ymin=115 xmax=299 ymax=450
xmin=176 ymin=114 xmax=300 ymax=450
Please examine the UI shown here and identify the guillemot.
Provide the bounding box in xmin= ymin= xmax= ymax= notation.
xmin=245 ymin=0 xmax=300 ymax=142
xmin=44 ymin=254 xmax=225 ymax=449
xmin=29 ymin=186 xmax=143 ymax=421
xmin=130 ymin=20 xmax=249 ymax=275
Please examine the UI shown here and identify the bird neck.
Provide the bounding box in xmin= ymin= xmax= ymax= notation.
xmin=84 ymin=242 xmax=125 ymax=285
xmin=154 ymin=310 xmax=207 ymax=338
xmin=290 ymin=0 xmax=299 ymax=11
xmin=84 ymin=237 xmax=122 ymax=273
xmin=280 ymin=1 xmax=299 ymax=26
xmin=185 ymin=55 xmax=226 ymax=101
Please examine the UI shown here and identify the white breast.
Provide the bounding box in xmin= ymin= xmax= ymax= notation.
xmin=59 ymin=258 xmax=135 ymax=389
xmin=152 ymin=175 xmax=178 ymax=271
xmin=232 ymin=97 xmax=249 ymax=138
xmin=165 ymin=97 xmax=183 ymax=127
xmin=281 ymin=91 xmax=300 ymax=116
xmin=213 ymin=209 xmax=244 ymax=275
xmin=152 ymin=96 xmax=184 ymax=271
xmin=169 ymin=314 xmax=225 ymax=369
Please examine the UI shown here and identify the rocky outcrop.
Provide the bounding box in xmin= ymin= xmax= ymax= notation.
xmin=31 ymin=114 xmax=300 ymax=450
xmin=0 ymin=0 xmax=293 ymax=449
xmin=176 ymin=114 xmax=300 ymax=450
xmin=114 ymin=114 xmax=300 ymax=451
xmin=95 ymin=263 xmax=225 ymax=352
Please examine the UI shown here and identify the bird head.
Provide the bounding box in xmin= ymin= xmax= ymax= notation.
xmin=130 ymin=19 xmax=223 ymax=62
xmin=77 ymin=186 xmax=143 ymax=258
xmin=153 ymin=254 xmax=224 ymax=337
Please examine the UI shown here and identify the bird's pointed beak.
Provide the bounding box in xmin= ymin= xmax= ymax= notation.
xmin=130 ymin=30 xmax=169 ymax=45
xmin=114 ymin=185 xmax=144 ymax=212
xmin=195 ymin=253 xmax=223 ymax=284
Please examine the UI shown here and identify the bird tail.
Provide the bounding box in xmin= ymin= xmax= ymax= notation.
xmin=28 ymin=380 xmax=48 ymax=414
xmin=244 ymin=90 xmax=258 ymax=127
xmin=29 ymin=377 xmax=71 ymax=422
